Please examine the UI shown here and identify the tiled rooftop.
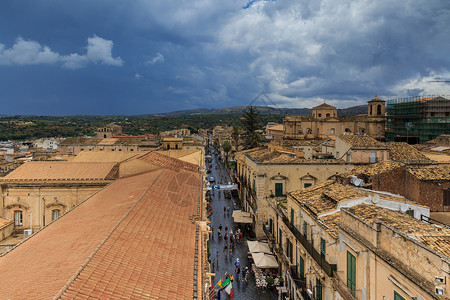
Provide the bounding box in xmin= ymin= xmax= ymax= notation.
xmin=247 ymin=149 xmax=343 ymax=164
xmin=386 ymin=142 xmax=430 ymax=161
xmin=0 ymin=159 xmax=201 ymax=299
xmin=137 ymin=151 xmax=199 ymax=172
xmin=339 ymin=161 xmax=403 ymax=178
xmin=338 ymin=134 xmax=386 ymax=148
xmin=290 ymin=181 xmax=366 ymax=215
xmin=71 ymin=151 xmax=142 ymax=163
xmin=61 ymin=137 xmax=157 ymax=146
xmin=0 ymin=161 xmax=118 ymax=181
xmin=408 ymin=165 xmax=450 ymax=181
xmin=347 ymin=204 xmax=450 ymax=258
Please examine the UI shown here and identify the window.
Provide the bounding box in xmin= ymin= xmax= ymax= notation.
xmin=279 ymin=228 xmax=283 ymax=248
xmin=326 ymin=113 xmax=330 ymax=118
xmin=406 ymin=209 xmax=414 ymax=218
xmin=394 ymin=291 xmax=405 ymax=300
xmin=330 ymin=128 xmax=335 ymax=134
xmin=52 ymin=209 xmax=60 ymax=221
xmin=286 ymin=238 xmax=293 ymax=262
xmin=303 ymin=221 xmax=307 ymax=238
xmin=377 ymin=104 xmax=381 ymax=115
xmin=370 ymin=152 xmax=376 ymax=163
xmin=275 ymin=183 xmax=283 ymax=197
xmin=304 ymin=183 xmax=312 ymax=188
xmin=269 ymin=218 xmax=273 ymax=233
xmin=444 ymin=189 xmax=450 ymax=206
xmin=336 ymin=151 xmax=340 ymax=159
xmin=14 ymin=210 xmax=23 ymax=226
xmin=318 ymin=113 xmax=322 ymax=117
xmin=299 ymin=256 xmax=305 ymax=279
xmin=370 ymin=105 xmax=373 ymax=115
xmin=320 ymin=238 xmax=326 ymax=259
xmin=291 ymin=208 xmax=295 ymax=226
xmin=316 ymin=278 xmax=323 ymax=300
xmin=347 ymin=251 xmax=356 ymax=296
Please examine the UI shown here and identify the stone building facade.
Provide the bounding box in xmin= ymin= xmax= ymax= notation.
xmin=283 ymin=97 xmax=386 ymax=141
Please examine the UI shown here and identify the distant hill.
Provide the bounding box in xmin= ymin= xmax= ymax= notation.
xmin=158 ymin=104 xmax=368 ymax=117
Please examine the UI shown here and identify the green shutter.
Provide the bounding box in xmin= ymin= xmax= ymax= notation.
xmin=347 ymin=251 xmax=356 ymax=296
xmin=291 ymin=208 xmax=294 ymax=225
xmin=316 ymin=278 xmax=322 ymax=300
xmin=303 ymin=221 xmax=307 ymax=237
xmin=299 ymin=256 xmax=304 ymax=279
xmin=394 ymin=291 xmax=405 ymax=300
xmin=275 ymin=182 xmax=283 ymax=196
xmin=320 ymin=238 xmax=326 ymax=259
xmin=279 ymin=228 xmax=282 ymax=248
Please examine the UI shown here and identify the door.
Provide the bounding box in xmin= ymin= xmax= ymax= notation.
xmin=275 ymin=182 xmax=283 ymax=197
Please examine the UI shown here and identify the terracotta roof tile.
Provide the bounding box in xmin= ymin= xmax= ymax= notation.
xmin=137 ymin=151 xmax=199 ymax=172
xmin=408 ymin=165 xmax=450 ymax=181
xmin=338 ymin=134 xmax=386 ymax=148
xmin=386 ymin=142 xmax=430 ymax=161
xmin=347 ymin=204 xmax=450 ymax=258
xmin=0 ymin=157 xmax=202 ymax=299
xmin=1 ymin=161 xmax=118 ymax=181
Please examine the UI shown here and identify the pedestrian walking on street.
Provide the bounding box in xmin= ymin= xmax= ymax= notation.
xmin=216 ymin=251 xmax=219 ymax=263
xmin=225 ymin=225 xmax=228 ymax=232
xmin=237 ymin=266 xmax=241 ymax=281
xmin=229 ymin=245 xmax=233 ymax=257
xmin=243 ymin=267 xmax=248 ymax=282
xmin=235 ymin=258 xmax=240 ymax=272
xmin=224 ymin=206 xmax=226 ymax=215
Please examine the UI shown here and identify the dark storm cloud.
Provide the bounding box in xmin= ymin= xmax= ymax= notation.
xmin=0 ymin=0 xmax=448 ymax=115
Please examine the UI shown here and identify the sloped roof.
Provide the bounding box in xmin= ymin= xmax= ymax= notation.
xmin=71 ymin=151 xmax=142 ymax=163
xmin=247 ymin=149 xmax=344 ymax=164
xmin=0 ymin=166 xmax=202 ymax=299
xmin=312 ymin=103 xmax=336 ymax=110
xmin=408 ymin=165 xmax=450 ymax=181
xmin=386 ymin=142 xmax=430 ymax=161
xmin=1 ymin=161 xmax=118 ymax=181
xmin=339 ymin=161 xmax=403 ymax=178
xmin=338 ymin=134 xmax=387 ymax=148
xmin=347 ymin=204 xmax=450 ymax=258
xmin=137 ymin=151 xmax=199 ymax=173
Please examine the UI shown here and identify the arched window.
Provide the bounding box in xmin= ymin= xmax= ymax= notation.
xmin=326 ymin=113 xmax=330 ymax=118
xmin=14 ymin=210 xmax=23 ymax=226
xmin=377 ymin=104 xmax=381 ymax=115
xmin=52 ymin=209 xmax=60 ymax=221
xmin=318 ymin=113 xmax=322 ymax=118
xmin=330 ymin=128 xmax=335 ymax=134
xmin=306 ymin=128 xmax=312 ymax=134
xmin=370 ymin=105 xmax=373 ymax=115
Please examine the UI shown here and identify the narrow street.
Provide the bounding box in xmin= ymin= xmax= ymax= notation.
xmin=208 ymin=146 xmax=278 ymax=300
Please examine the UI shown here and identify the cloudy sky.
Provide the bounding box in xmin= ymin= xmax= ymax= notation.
xmin=0 ymin=0 xmax=449 ymax=115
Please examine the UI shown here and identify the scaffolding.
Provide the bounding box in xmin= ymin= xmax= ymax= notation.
xmin=386 ymin=95 xmax=450 ymax=143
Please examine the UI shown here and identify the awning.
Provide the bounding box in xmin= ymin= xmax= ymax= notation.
xmin=232 ymin=210 xmax=253 ymax=224
xmin=247 ymin=241 xmax=272 ymax=254
xmin=251 ymin=252 xmax=279 ymax=268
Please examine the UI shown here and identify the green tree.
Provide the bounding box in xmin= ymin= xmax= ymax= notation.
xmin=222 ymin=140 xmax=232 ymax=162
xmin=241 ymin=106 xmax=262 ymax=149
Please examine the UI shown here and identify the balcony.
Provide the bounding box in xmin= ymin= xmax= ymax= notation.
xmin=289 ymin=265 xmax=306 ymax=290
xmin=331 ymin=272 xmax=361 ymax=300
xmin=281 ymin=215 xmax=337 ymax=277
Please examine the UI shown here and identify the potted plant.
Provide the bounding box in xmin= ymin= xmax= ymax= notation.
xmin=266 ymin=276 xmax=274 ymax=286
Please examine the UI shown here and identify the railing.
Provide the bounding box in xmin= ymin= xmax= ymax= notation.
xmin=281 ymin=214 xmax=337 ymax=277
xmin=331 ymin=271 xmax=361 ymax=300
xmin=289 ymin=265 xmax=306 ymax=290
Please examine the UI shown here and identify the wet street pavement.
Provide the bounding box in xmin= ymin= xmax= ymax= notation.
xmin=208 ymin=146 xmax=277 ymax=300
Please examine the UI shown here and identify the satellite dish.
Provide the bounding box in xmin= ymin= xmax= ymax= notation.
xmin=4 ymin=156 xmax=13 ymax=162
xmin=372 ymin=194 xmax=380 ymax=204
xmin=400 ymin=203 xmax=408 ymax=213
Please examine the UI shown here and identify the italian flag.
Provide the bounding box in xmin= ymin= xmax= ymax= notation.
xmin=224 ymin=282 xmax=233 ymax=298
